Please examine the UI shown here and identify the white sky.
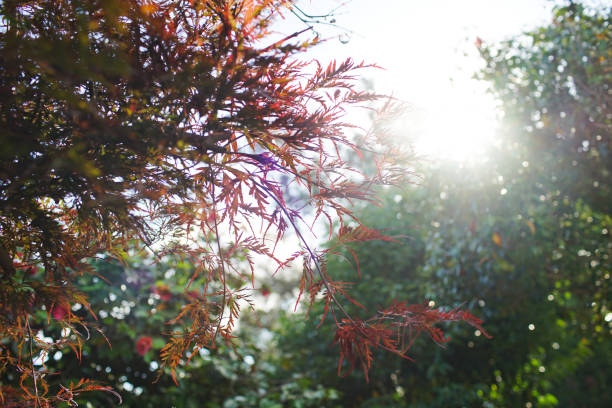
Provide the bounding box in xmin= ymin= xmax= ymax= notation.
xmin=274 ymin=0 xmax=556 ymax=161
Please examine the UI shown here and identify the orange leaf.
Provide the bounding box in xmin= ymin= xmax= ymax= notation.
xmin=526 ymin=220 xmax=536 ymax=235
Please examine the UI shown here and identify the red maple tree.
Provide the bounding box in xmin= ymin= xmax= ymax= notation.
xmin=0 ymin=0 xmax=487 ymax=405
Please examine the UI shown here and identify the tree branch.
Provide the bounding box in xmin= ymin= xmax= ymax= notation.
xmin=0 ymin=240 xmax=16 ymax=278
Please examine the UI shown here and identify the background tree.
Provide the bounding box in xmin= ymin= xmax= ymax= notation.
xmin=478 ymin=1 xmax=611 ymax=214
xmin=0 ymin=0 xmax=482 ymax=405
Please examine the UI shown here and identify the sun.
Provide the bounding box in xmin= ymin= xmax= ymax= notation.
xmin=413 ymin=90 xmax=498 ymax=162
xmin=389 ymin=72 xmax=499 ymax=163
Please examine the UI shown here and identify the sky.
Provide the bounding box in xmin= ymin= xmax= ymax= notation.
xmin=274 ymin=0 xmax=557 ymax=161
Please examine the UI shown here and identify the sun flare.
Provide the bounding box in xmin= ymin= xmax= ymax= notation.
xmin=412 ymin=90 xmax=498 ymax=162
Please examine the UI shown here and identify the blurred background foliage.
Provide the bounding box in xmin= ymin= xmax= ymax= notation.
xmin=11 ymin=3 xmax=610 ymax=407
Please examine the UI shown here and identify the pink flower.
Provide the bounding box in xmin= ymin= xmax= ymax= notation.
xmin=136 ymin=336 xmax=153 ymax=356
xmin=52 ymin=304 xmax=68 ymax=320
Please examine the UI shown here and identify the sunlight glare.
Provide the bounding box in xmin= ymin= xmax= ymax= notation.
xmin=276 ymin=0 xmax=553 ymax=164
xmin=412 ymin=89 xmax=498 ymax=162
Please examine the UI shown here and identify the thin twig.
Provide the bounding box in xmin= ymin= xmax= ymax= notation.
xmin=211 ymin=173 xmax=227 ymax=343
xmin=26 ymin=316 xmax=40 ymax=408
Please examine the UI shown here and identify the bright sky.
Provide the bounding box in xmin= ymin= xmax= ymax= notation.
xmin=275 ymin=0 xmax=556 ymax=161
